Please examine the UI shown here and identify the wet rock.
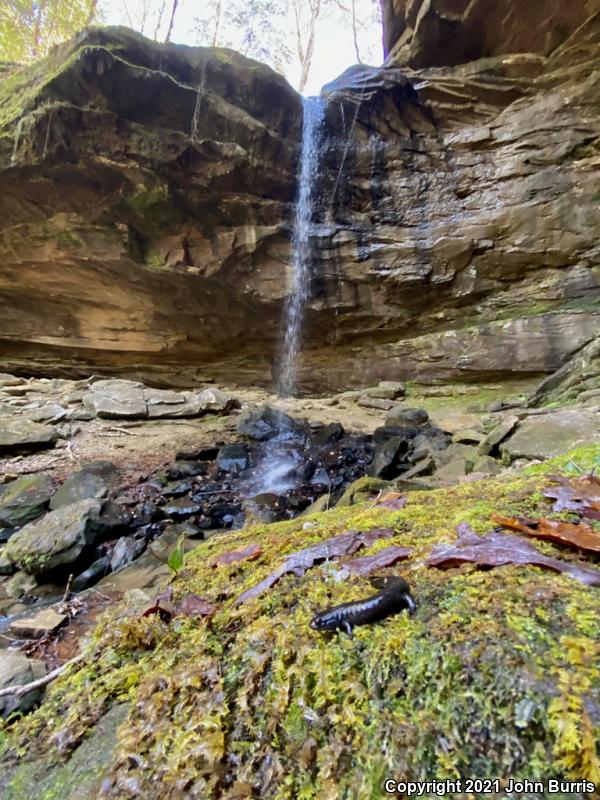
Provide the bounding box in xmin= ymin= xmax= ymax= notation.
xmin=5 ymin=571 xmax=37 ymax=599
xmin=411 ymin=428 xmax=452 ymax=458
xmin=0 ymin=418 xmax=57 ymax=453
xmin=162 ymin=498 xmax=201 ymax=520
xmin=49 ymin=462 xmax=118 ymax=510
xmin=373 ymin=425 xmax=418 ymax=445
xmin=148 ymin=528 xmax=198 ymax=561
xmin=368 ymin=436 xmax=413 ymax=479
xmin=237 ymin=405 xmax=305 ymax=442
xmin=478 ymin=415 xmax=520 ymax=455
xmin=243 ymin=493 xmax=287 ymax=524
xmin=385 ymin=406 xmax=429 ymax=428
xmin=165 ymin=462 xmax=207 ymax=480
xmin=0 ymin=475 xmax=56 ymax=528
xmin=161 ymin=481 xmax=193 ymax=498
xmin=72 ymin=556 xmax=111 ymax=591
xmin=500 ymin=410 xmax=600 ymax=464
xmin=0 ymin=527 xmax=16 ymax=544
xmin=311 ymin=422 xmax=344 ymax=446
xmin=4 ymin=498 xmax=103 ymax=575
xmin=216 ymin=443 xmax=249 ymax=472
xmin=175 ymin=446 xmax=219 ymax=461
xmin=401 ymin=456 xmax=435 ymax=479
xmin=0 ymin=651 xmax=47 ymax=719
xmin=311 ymin=468 xmax=330 ymax=486
xmin=110 ymin=536 xmax=146 ymax=572
xmin=9 ymin=608 xmax=67 ymax=639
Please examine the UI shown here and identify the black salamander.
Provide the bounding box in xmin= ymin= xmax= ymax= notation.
xmin=310 ymin=576 xmax=416 ymax=636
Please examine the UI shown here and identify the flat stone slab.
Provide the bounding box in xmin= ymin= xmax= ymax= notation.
xmin=9 ymin=608 xmax=67 ymax=639
xmin=0 ymin=651 xmax=47 ymax=718
xmin=0 ymin=417 xmax=57 ymax=453
xmin=501 ymin=409 xmax=600 ymax=463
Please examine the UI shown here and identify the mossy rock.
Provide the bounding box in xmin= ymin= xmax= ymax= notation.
xmin=1 ymin=445 xmax=600 ymax=797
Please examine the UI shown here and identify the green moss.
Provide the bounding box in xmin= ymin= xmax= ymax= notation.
xmin=2 ymin=446 xmax=600 ymax=797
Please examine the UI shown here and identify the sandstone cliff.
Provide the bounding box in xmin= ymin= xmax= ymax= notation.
xmin=0 ymin=9 xmax=599 ymax=390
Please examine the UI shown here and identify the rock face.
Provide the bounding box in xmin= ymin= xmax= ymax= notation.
xmin=1 ymin=17 xmax=599 ymax=390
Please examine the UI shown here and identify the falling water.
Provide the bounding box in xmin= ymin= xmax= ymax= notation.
xmin=277 ymin=95 xmax=325 ymax=397
xmin=252 ymin=96 xmax=325 ymax=494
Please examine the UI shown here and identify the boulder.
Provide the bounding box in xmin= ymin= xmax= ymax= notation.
xmin=197 ymin=388 xmax=240 ymax=415
xmin=0 ymin=418 xmax=57 ymax=453
xmin=368 ymin=436 xmax=413 ymax=479
xmin=237 ymin=406 xmax=304 ymax=442
xmin=4 ymin=571 xmax=37 ymax=598
xmin=311 ymin=422 xmax=344 ymax=446
xmin=72 ymin=556 xmax=111 ymax=591
xmin=4 ymin=498 xmax=104 ymax=575
xmin=500 ymin=410 xmax=600 ymax=464
xmin=0 ymin=475 xmax=56 ymax=528
xmin=49 ymin=461 xmax=118 ymax=510
xmin=336 ymin=476 xmax=391 ymax=507
xmin=478 ymin=416 xmax=520 ymax=456
xmin=357 ymin=396 xmax=396 ymax=411
xmin=110 ymin=536 xmax=146 ymax=572
xmin=385 ymin=406 xmax=429 ymax=428
xmin=216 ymin=443 xmax=249 ymax=472
xmin=0 ymin=652 xmax=47 ymax=719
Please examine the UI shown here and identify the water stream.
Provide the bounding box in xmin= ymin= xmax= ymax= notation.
xmin=256 ymin=96 xmax=326 ymax=494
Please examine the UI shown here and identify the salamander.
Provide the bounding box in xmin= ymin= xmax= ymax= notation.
xmin=310 ymin=576 xmax=416 ymax=635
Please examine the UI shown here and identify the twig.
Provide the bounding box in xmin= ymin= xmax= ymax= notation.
xmin=61 ymin=574 xmax=73 ymax=606
xmin=0 ymin=653 xmax=85 ymax=698
xmin=106 ymin=427 xmax=139 ymax=436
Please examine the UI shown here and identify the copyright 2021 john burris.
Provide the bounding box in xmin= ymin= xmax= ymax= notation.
xmin=383 ymin=779 xmax=597 ymax=796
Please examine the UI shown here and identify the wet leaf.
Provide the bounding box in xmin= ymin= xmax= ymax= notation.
xmin=492 ymin=513 xmax=600 ymax=554
xmin=212 ymin=543 xmax=262 ymax=567
xmin=235 ymin=528 xmax=396 ymax=604
xmin=543 ymin=475 xmax=600 ymax=520
xmin=342 ymin=544 xmax=413 ymax=575
xmin=426 ymin=523 xmax=600 ymax=586
xmin=375 ymin=492 xmax=408 ymax=510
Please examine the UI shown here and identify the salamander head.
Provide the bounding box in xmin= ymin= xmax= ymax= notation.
xmin=310 ymin=613 xmax=328 ymax=631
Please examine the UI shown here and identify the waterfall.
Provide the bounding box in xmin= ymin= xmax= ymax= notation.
xmin=251 ymin=96 xmax=325 ymax=496
xmin=277 ymin=95 xmax=325 ymax=397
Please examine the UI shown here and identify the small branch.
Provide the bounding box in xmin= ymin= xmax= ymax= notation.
xmin=107 ymin=426 xmax=139 ymax=436
xmin=0 ymin=653 xmax=85 ymax=699
xmin=61 ymin=574 xmax=74 ymax=606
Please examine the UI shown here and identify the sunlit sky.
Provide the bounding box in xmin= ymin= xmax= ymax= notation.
xmin=100 ymin=0 xmax=383 ymax=95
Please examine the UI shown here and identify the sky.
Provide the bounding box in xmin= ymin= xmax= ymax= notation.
xmin=99 ymin=0 xmax=384 ymax=95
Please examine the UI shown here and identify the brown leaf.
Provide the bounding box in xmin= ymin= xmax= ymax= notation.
xmin=543 ymin=475 xmax=600 ymax=520
xmin=492 ymin=513 xmax=600 ymax=555
xmin=175 ymin=594 xmax=216 ymax=618
xmin=376 ymin=492 xmax=408 ymax=510
xmin=342 ymin=545 xmax=413 ymax=575
xmin=141 ymin=587 xmax=175 ymax=621
xmin=426 ymin=522 xmax=600 ymax=586
xmin=234 ymin=528 xmax=396 ymax=605
xmin=212 ymin=543 xmax=262 ymax=567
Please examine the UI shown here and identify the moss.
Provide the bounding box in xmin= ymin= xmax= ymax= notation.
xmin=2 ymin=446 xmax=600 ymax=797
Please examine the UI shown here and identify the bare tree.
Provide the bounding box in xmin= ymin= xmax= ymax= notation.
xmin=164 ymin=0 xmax=179 ymax=43
xmin=292 ymin=0 xmax=325 ymax=93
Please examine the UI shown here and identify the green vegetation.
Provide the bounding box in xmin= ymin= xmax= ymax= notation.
xmin=1 ymin=445 xmax=599 ymax=797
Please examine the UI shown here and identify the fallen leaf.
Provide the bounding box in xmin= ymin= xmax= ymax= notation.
xmin=142 ymin=587 xmax=176 ymax=621
xmin=235 ymin=528 xmax=396 ymax=604
xmin=175 ymin=594 xmax=216 ymax=618
xmin=492 ymin=514 xmax=600 ymax=555
xmin=543 ymin=475 xmax=600 ymax=520
xmin=426 ymin=523 xmax=600 ymax=586
xmin=212 ymin=543 xmax=262 ymax=567
xmin=376 ymin=492 xmax=408 ymax=510
xmin=342 ymin=545 xmax=413 ymax=575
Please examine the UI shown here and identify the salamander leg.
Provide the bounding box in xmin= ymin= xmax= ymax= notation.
xmin=341 ymin=620 xmax=354 ymax=637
